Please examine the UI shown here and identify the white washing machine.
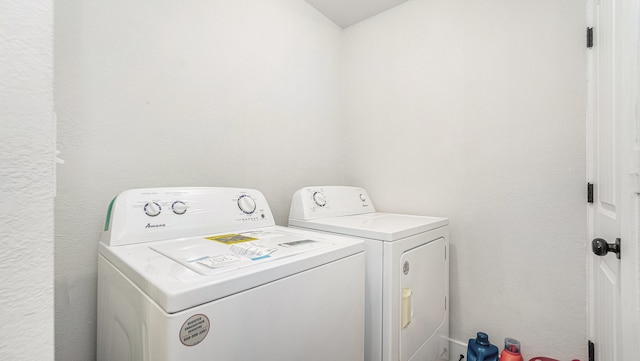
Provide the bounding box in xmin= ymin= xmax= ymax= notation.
xmin=97 ymin=187 xmax=365 ymax=361
xmin=289 ymin=186 xmax=449 ymax=361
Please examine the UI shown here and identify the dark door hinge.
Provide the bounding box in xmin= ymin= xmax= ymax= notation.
xmin=587 ymin=183 xmax=594 ymax=203
xmin=588 ymin=340 xmax=594 ymax=361
xmin=587 ymin=27 xmax=594 ymax=48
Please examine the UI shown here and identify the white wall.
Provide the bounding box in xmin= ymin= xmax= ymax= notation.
xmin=343 ymin=0 xmax=587 ymax=360
xmin=0 ymin=0 xmax=54 ymax=360
xmin=54 ymin=0 xmax=344 ymax=359
xmin=55 ymin=0 xmax=588 ymax=360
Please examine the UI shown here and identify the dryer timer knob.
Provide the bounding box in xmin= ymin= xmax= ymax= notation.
xmin=313 ymin=192 xmax=327 ymax=207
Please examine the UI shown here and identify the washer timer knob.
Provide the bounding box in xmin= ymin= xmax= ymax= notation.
xmin=144 ymin=202 xmax=161 ymax=217
xmin=359 ymin=193 xmax=366 ymax=202
xmin=237 ymin=195 xmax=257 ymax=214
xmin=313 ymin=191 xmax=327 ymax=207
xmin=172 ymin=201 xmax=187 ymax=215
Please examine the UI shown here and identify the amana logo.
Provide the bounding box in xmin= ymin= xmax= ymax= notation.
xmin=145 ymin=223 xmax=166 ymax=229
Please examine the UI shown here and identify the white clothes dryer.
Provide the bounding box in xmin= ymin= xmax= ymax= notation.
xmin=289 ymin=186 xmax=449 ymax=361
xmin=97 ymin=187 xmax=365 ymax=361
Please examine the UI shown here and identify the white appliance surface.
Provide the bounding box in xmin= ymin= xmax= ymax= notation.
xmin=98 ymin=187 xmax=365 ymax=361
xmin=289 ymin=185 xmax=447 ymax=241
xmin=288 ymin=186 xmax=449 ymax=361
xmin=100 ymin=225 xmax=362 ymax=313
xmin=290 ymin=213 xmax=448 ymax=241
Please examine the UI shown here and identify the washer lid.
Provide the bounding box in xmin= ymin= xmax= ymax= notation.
xmin=99 ymin=226 xmax=364 ymax=313
xmin=151 ymin=229 xmax=335 ymax=276
xmin=289 ymin=213 xmax=448 ymax=241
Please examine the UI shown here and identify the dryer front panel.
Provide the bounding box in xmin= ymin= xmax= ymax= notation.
xmin=398 ymin=237 xmax=446 ymax=361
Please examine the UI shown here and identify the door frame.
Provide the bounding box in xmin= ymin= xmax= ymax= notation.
xmin=586 ymin=0 xmax=640 ymax=360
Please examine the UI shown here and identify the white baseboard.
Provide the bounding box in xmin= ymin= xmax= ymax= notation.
xmin=448 ymin=339 xmax=468 ymax=361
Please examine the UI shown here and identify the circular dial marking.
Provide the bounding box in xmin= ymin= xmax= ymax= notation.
xmin=144 ymin=202 xmax=161 ymax=217
xmin=237 ymin=195 xmax=257 ymax=214
xmin=172 ymin=201 xmax=187 ymax=215
xmin=313 ymin=191 xmax=327 ymax=207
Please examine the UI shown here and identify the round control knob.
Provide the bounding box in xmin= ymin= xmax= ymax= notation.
xmin=359 ymin=193 xmax=366 ymax=202
xmin=144 ymin=202 xmax=161 ymax=217
xmin=172 ymin=201 xmax=187 ymax=215
xmin=313 ymin=191 xmax=327 ymax=207
xmin=237 ymin=195 xmax=257 ymax=214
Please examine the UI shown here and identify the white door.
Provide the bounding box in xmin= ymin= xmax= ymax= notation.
xmin=399 ymin=238 xmax=446 ymax=361
xmin=587 ymin=0 xmax=640 ymax=360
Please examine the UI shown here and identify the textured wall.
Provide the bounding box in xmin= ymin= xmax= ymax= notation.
xmin=342 ymin=0 xmax=587 ymax=360
xmin=0 ymin=0 xmax=54 ymax=360
xmin=54 ymin=0 xmax=344 ymax=359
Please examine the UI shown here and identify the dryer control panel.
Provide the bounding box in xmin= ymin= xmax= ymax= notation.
xmin=102 ymin=187 xmax=275 ymax=246
xmin=289 ymin=186 xmax=375 ymax=221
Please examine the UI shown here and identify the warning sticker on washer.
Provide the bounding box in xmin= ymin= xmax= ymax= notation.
xmin=180 ymin=314 xmax=210 ymax=346
xmin=205 ymin=234 xmax=257 ymax=244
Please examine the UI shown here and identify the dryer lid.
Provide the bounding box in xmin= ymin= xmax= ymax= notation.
xmin=289 ymin=213 xmax=448 ymax=242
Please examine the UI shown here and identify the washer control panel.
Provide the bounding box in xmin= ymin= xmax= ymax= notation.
xmin=289 ymin=186 xmax=375 ymax=221
xmin=102 ymin=187 xmax=275 ymax=246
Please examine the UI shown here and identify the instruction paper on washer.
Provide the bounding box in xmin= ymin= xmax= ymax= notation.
xmin=151 ymin=231 xmax=331 ymax=275
xmin=196 ymin=243 xmax=276 ymax=268
xmin=205 ymin=233 xmax=257 ymax=244
xmin=230 ymin=243 xmax=276 ymax=259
